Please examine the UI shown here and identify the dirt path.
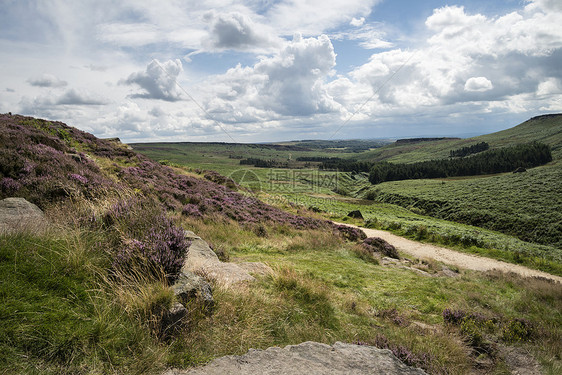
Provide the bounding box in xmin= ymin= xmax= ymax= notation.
xmin=335 ymin=223 xmax=562 ymax=283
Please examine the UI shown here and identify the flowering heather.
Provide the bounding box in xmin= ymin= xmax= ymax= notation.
xmin=0 ymin=114 xmax=117 ymax=207
xmin=1 ymin=113 xmax=359 ymax=239
xmin=355 ymin=335 xmax=435 ymax=371
xmin=363 ymin=237 xmax=399 ymax=258
xmin=102 ymin=197 xmax=189 ymax=282
xmin=333 ymin=224 xmax=367 ymax=242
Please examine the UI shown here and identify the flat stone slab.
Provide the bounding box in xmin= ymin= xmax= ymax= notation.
xmin=164 ymin=341 xmax=427 ymax=375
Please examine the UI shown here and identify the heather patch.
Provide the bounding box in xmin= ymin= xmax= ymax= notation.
xmin=363 ymin=236 xmax=399 ymax=258
xmin=0 ymin=114 xmax=117 ymax=207
xmin=98 ymin=197 xmax=189 ymax=282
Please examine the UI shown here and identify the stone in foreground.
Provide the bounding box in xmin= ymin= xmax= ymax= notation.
xmin=164 ymin=341 xmax=427 ymax=375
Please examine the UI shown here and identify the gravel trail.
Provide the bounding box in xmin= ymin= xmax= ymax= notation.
xmin=335 ymin=223 xmax=562 ymax=283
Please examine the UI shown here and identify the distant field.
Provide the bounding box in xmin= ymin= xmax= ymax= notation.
xmin=131 ymin=115 xmax=562 ymax=271
xmin=361 ymin=161 xmax=562 ymax=248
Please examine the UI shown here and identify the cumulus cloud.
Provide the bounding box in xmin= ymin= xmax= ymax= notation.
xmin=202 ymin=11 xmax=273 ymax=50
xmin=27 ymin=74 xmax=68 ymax=88
xmin=536 ymin=78 xmax=561 ymax=96
xmin=464 ymin=77 xmax=493 ymax=92
xmin=56 ymin=89 xmax=108 ymax=105
xmin=122 ymin=59 xmax=183 ymax=101
xmin=339 ymin=3 xmax=562 ymax=118
xmin=206 ymin=33 xmax=340 ymax=121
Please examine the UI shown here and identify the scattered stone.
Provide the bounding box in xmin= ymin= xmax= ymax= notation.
xmin=347 ymin=210 xmax=364 ymax=220
xmin=0 ymin=197 xmax=47 ymax=234
xmin=381 ymin=256 xmax=401 ymax=265
xmin=172 ymin=271 xmax=214 ymax=310
xmin=164 ymin=341 xmax=427 ymax=375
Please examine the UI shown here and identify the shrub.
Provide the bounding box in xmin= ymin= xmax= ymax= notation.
xmin=101 ymin=197 xmax=189 ymax=283
xmin=502 ymin=318 xmax=534 ymax=343
xmin=334 ymin=224 xmax=367 ymax=242
xmin=363 ymin=237 xmax=399 ymax=259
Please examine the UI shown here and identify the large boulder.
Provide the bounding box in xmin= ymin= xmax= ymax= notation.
xmin=183 ymin=231 xmax=270 ymax=288
xmin=347 ymin=210 xmax=364 ymax=220
xmin=164 ymin=341 xmax=427 ymax=375
xmin=0 ymin=198 xmax=47 ymax=234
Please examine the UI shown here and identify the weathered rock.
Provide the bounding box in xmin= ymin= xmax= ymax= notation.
xmin=172 ymin=271 xmax=214 ymax=309
xmin=164 ymin=341 xmax=427 ymax=375
xmin=182 ymin=231 xmax=255 ymax=288
xmin=347 ymin=210 xmax=364 ymax=220
xmin=0 ymin=198 xmax=47 ymax=234
xmin=196 ymin=262 xmax=255 ymax=287
xmin=499 ymin=345 xmax=542 ymax=375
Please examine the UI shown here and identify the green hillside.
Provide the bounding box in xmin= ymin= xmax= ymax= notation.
xmin=357 ymin=114 xmax=562 ymax=163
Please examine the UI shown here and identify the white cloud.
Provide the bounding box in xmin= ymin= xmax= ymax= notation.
xmin=537 ymin=78 xmax=561 ymax=96
xmin=332 ymin=23 xmax=393 ymax=50
xmin=350 ymin=17 xmax=365 ymax=27
xmin=464 ymin=77 xmax=493 ymax=92
xmin=122 ymin=59 xmax=184 ymax=101
xmin=205 ymin=34 xmax=340 ymax=122
xmin=97 ymin=23 xmax=162 ymax=47
xmin=340 ymin=2 xmax=562 ymax=120
xmin=267 ymin=0 xmax=379 ymax=36
xmin=27 ymin=74 xmax=68 ymax=88
xmin=56 ymin=89 xmax=108 ymax=105
xmin=202 ymin=11 xmax=277 ymax=51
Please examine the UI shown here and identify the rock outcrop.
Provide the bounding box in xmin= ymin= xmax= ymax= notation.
xmin=172 ymin=270 xmax=214 ymax=311
xmin=182 ymin=231 xmax=271 ymax=288
xmin=347 ymin=210 xmax=364 ymax=220
xmin=164 ymin=341 xmax=427 ymax=375
xmin=0 ymin=197 xmax=47 ymax=234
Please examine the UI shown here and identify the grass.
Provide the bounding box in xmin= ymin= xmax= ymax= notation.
xmin=362 ymin=161 xmax=562 ymax=249
xmin=165 ymin=217 xmax=562 ymax=374
xmin=355 ymin=114 xmax=562 ymax=163
xmin=1 ymin=203 xmax=561 ymax=374
xmin=259 ymin=191 xmax=562 ymax=276
xmin=0 ymin=227 xmax=168 ymax=375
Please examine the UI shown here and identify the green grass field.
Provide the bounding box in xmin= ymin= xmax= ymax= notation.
xmin=131 ymin=115 xmax=562 ymax=273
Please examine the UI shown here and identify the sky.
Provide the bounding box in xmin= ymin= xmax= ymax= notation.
xmin=1 ymin=0 xmax=561 ymax=143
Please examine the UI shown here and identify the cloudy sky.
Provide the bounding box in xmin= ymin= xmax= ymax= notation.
xmin=1 ymin=0 xmax=561 ymax=143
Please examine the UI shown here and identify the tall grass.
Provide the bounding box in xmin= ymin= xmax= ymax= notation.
xmin=0 ymin=225 xmax=169 ymax=374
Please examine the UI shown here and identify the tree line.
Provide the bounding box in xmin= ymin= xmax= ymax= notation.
xmin=449 ymin=142 xmax=489 ymax=158
xmin=239 ymin=158 xmax=288 ymax=168
xmin=368 ymin=142 xmax=552 ymax=184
